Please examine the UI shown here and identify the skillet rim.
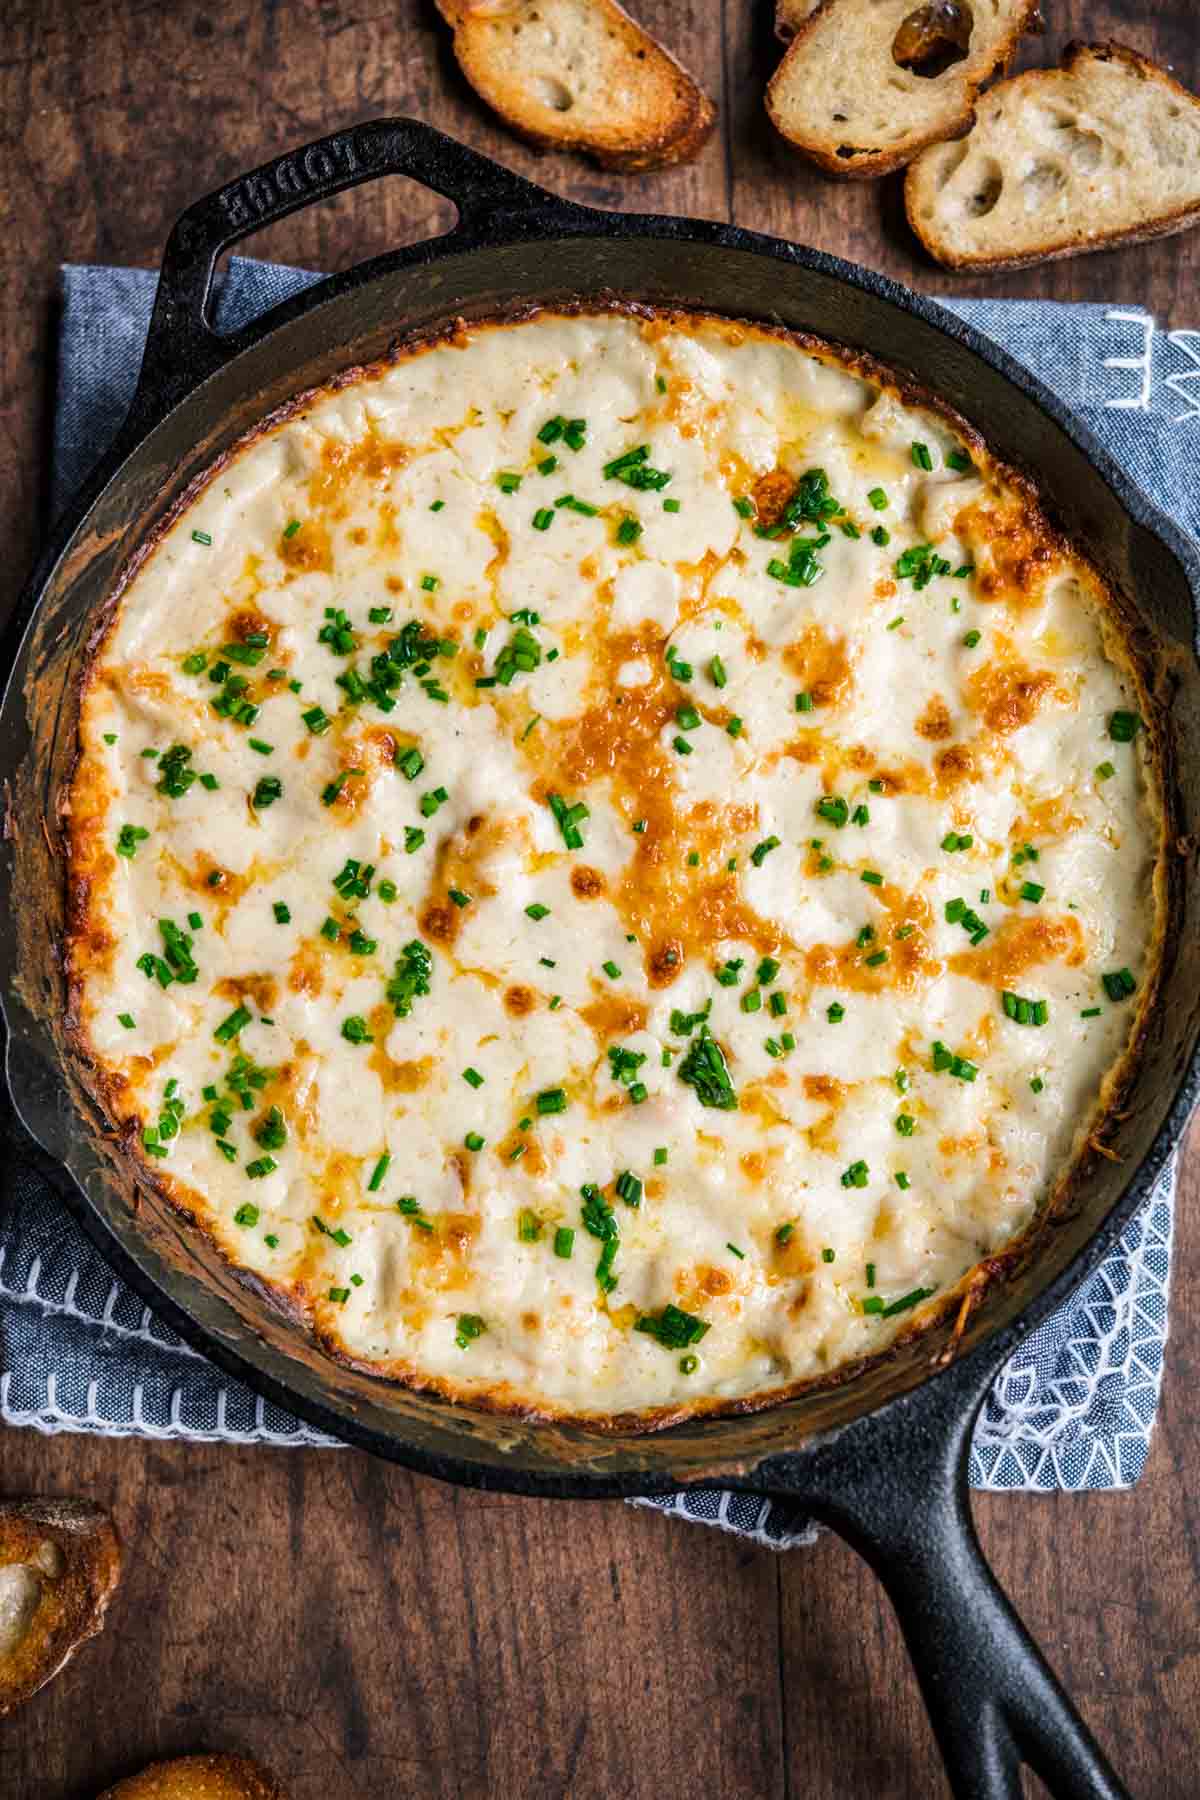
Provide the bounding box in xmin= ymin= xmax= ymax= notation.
xmin=4 ymin=162 xmax=1200 ymax=1497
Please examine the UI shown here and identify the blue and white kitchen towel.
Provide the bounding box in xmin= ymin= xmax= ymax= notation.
xmin=1 ymin=262 xmax=1194 ymax=1550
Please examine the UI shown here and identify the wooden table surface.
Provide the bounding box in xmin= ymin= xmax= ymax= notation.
xmin=3 ymin=3 xmax=1199 ymax=1795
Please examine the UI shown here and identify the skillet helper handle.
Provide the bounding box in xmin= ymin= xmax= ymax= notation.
xmin=775 ymin=1377 xmax=1130 ymax=1800
xmin=127 ymin=118 xmax=559 ymax=433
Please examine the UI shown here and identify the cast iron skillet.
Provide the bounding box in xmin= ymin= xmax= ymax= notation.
xmin=4 ymin=120 xmax=1200 ymax=1800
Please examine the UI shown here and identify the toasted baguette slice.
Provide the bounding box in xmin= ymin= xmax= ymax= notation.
xmin=97 ymin=1754 xmax=288 ymax=1799
xmin=766 ymin=0 xmax=1040 ymax=178
xmin=0 ymin=1498 xmax=121 ymax=1715
xmin=435 ymin=0 xmax=716 ymax=172
xmin=775 ymin=0 xmax=820 ymax=41
xmin=906 ymin=41 xmax=1200 ymax=270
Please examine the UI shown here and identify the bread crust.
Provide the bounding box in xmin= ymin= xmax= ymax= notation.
xmin=436 ymin=0 xmax=716 ymax=172
xmin=0 ymin=1498 xmax=121 ymax=1715
xmin=905 ymin=41 xmax=1200 ymax=270
xmin=766 ymin=0 xmax=1041 ymax=180
xmin=97 ymin=1753 xmax=289 ymax=1800
xmin=774 ymin=0 xmax=820 ymax=43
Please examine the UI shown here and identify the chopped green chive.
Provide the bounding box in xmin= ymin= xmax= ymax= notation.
xmin=214 ymin=1005 xmax=251 ymax=1045
xmin=615 ymin=1171 xmax=643 ymax=1208
xmin=635 ymin=1305 xmax=709 ymax=1350
xmin=116 ymin=823 xmax=149 ymax=859
xmin=252 ymin=775 xmax=283 ymax=810
xmin=548 ymin=791 xmax=588 ymax=851
xmin=1102 ymin=968 xmax=1136 ymax=1002
xmin=554 ymin=1227 xmax=575 ymax=1259
xmin=895 ymin=543 xmax=953 ymax=589
xmin=931 ymin=1040 xmax=977 ymax=1081
xmin=677 ymin=1027 xmax=736 ymax=1110
xmin=1108 ymin=710 xmax=1141 ymax=743
xmin=601 ymin=960 xmax=621 ymax=980
xmin=883 ymin=1286 xmax=935 ymax=1318
xmin=603 ymin=444 xmax=672 ymax=492
xmin=911 ymin=441 xmax=933 ymax=472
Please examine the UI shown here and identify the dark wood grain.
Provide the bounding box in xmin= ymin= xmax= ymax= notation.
xmin=2 ymin=4 xmax=1198 ymax=1796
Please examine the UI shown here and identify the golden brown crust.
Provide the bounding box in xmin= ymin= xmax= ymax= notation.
xmin=435 ymin=0 xmax=716 ymax=173
xmin=97 ymin=1754 xmax=289 ymax=1800
xmin=0 ymin=1499 xmax=121 ymax=1715
xmin=905 ymin=41 xmax=1200 ymax=270
xmin=61 ymin=300 xmax=1171 ymax=1435
xmin=766 ymin=0 xmax=1041 ymax=180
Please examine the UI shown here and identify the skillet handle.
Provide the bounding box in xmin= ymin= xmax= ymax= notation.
xmin=126 ymin=118 xmax=567 ymax=435
xmin=763 ymin=1373 xmax=1130 ymax=1800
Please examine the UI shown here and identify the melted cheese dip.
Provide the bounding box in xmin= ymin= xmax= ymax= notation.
xmin=68 ymin=311 xmax=1160 ymax=1422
